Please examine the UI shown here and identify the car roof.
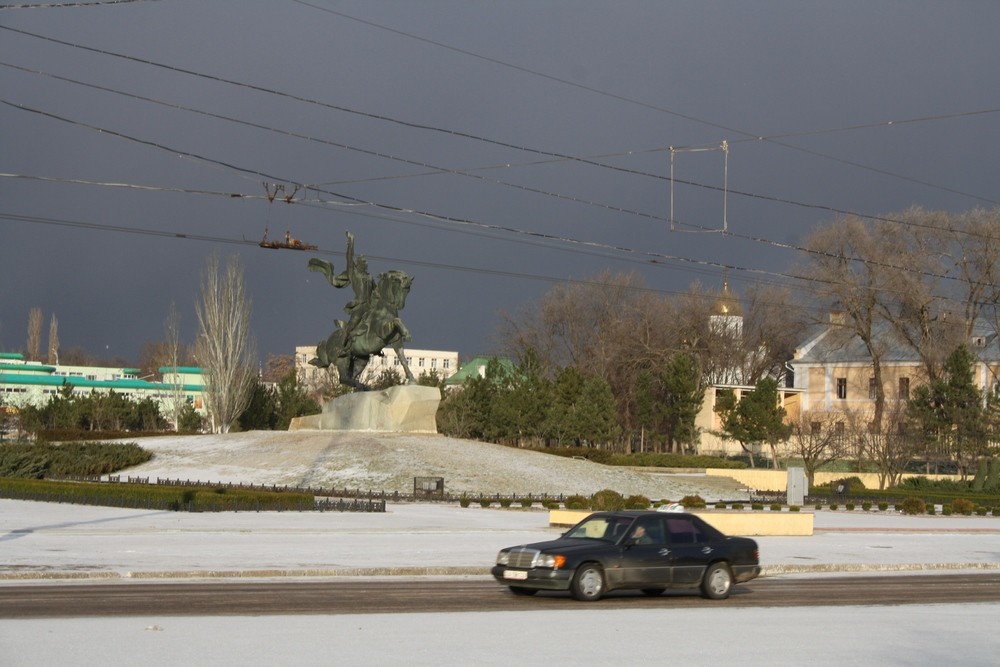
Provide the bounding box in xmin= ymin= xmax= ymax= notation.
xmin=587 ymin=510 xmax=694 ymax=519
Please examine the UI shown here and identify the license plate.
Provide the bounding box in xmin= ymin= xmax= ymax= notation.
xmin=503 ymin=569 xmax=528 ymax=580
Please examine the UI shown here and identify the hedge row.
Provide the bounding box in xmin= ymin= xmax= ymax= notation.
xmin=534 ymin=447 xmax=746 ymax=469
xmin=0 ymin=477 xmax=315 ymax=512
xmin=0 ymin=442 xmax=152 ymax=478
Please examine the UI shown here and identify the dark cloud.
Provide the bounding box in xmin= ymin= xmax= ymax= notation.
xmin=2 ymin=1 xmax=998 ymax=362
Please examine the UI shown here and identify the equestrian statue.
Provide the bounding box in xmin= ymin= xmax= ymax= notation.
xmin=308 ymin=232 xmax=415 ymax=390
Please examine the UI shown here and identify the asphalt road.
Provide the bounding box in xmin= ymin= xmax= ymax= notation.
xmin=3 ymin=573 xmax=999 ymax=618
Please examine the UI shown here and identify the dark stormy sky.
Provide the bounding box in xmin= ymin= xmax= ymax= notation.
xmin=2 ymin=0 xmax=999 ymax=365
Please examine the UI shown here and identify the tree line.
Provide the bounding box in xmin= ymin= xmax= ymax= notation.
xmin=8 ymin=208 xmax=1000 ymax=487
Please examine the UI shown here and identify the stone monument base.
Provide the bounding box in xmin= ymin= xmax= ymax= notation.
xmin=288 ymin=384 xmax=440 ymax=433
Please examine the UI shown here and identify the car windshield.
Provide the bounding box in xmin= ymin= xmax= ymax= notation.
xmin=564 ymin=515 xmax=634 ymax=543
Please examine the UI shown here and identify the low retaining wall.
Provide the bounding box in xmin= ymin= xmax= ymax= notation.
xmin=549 ymin=509 xmax=813 ymax=536
xmin=706 ymin=468 xmax=962 ymax=493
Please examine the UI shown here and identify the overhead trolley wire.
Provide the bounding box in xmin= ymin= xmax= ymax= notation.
xmin=296 ymin=2 xmax=1000 ymax=207
xmin=0 ymin=96 xmax=975 ymax=295
xmin=2 ymin=23 xmax=998 ymax=211
xmin=3 ymin=59 xmax=996 ymax=247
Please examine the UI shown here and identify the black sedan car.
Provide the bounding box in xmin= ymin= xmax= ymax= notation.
xmin=492 ymin=510 xmax=760 ymax=601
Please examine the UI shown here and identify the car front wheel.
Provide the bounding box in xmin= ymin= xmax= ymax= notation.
xmin=701 ymin=562 xmax=733 ymax=600
xmin=571 ymin=563 xmax=606 ymax=601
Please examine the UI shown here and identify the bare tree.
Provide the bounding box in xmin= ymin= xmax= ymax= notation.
xmin=951 ymin=208 xmax=1000 ymax=337
xmin=847 ymin=402 xmax=914 ymax=490
xmin=47 ymin=313 xmax=59 ymax=364
xmin=195 ymin=252 xmax=257 ymax=434
xmin=790 ymin=412 xmax=848 ymax=486
xmin=876 ymin=208 xmax=964 ymax=382
xmin=802 ymin=216 xmax=892 ymax=430
xmin=165 ymin=301 xmax=184 ymax=431
xmin=26 ymin=307 xmax=42 ymax=361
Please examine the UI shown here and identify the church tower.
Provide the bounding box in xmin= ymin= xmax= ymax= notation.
xmin=710 ymin=275 xmax=743 ymax=339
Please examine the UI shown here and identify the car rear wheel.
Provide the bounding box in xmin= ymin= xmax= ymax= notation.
xmin=508 ymin=586 xmax=538 ymax=596
xmin=701 ymin=562 xmax=733 ymax=600
xmin=641 ymin=588 xmax=665 ymax=597
xmin=571 ymin=563 xmax=605 ymax=601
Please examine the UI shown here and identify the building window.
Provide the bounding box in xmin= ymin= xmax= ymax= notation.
xmin=431 ymin=358 xmax=437 ymax=369
xmin=810 ymin=422 xmax=822 ymax=435
xmin=443 ymin=359 xmax=450 ymax=369
xmin=834 ymin=421 xmax=845 ymax=436
xmin=868 ymin=377 xmax=876 ymax=400
xmin=418 ymin=358 xmax=425 ymax=368
xmin=899 ymin=377 xmax=910 ymax=400
xmin=836 ymin=378 xmax=847 ymax=400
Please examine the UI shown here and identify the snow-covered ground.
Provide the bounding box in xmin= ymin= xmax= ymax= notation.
xmin=2 ymin=433 xmax=1000 ymax=666
xmin=111 ymin=431 xmax=746 ymax=500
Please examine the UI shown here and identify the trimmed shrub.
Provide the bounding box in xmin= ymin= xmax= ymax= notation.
xmin=769 ymin=503 xmax=782 ymax=512
xmin=591 ymin=489 xmax=625 ymax=511
xmin=479 ymin=498 xmax=492 ymax=508
xmin=751 ymin=502 xmax=764 ymax=511
xmin=459 ymin=496 xmax=471 ymax=508
xmin=731 ymin=502 xmax=744 ymax=511
xmin=951 ymin=498 xmax=975 ymax=515
xmin=498 ymin=497 xmax=513 ymax=508
xmin=878 ymin=502 xmax=889 ymax=511
xmin=845 ymin=503 xmax=855 ymax=511
xmin=829 ymin=503 xmax=838 ymax=511
xmin=565 ymin=494 xmax=590 ymax=510
xmin=543 ymin=499 xmax=561 ymax=510
xmin=679 ymin=494 xmax=706 ymax=509
xmin=815 ymin=503 xmax=823 ymax=511
xmin=861 ymin=502 xmax=872 ymax=511
xmin=901 ymin=497 xmax=925 ymax=515
xmin=623 ymin=494 xmax=652 ymax=510
xmin=519 ymin=497 xmax=534 ymax=509
xmin=715 ymin=502 xmax=727 ymax=510
xmin=926 ymin=505 xmax=937 ymax=515
xmin=0 ymin=477 xmax=314 ymax=511
xmin=976 ymin=506 xmax=988 ymax=516
xmin=789 ymin=505 xmax=801 ymax=512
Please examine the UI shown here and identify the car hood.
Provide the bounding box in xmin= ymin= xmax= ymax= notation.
xmin=508 ymin=537 xmax=611 ymax=554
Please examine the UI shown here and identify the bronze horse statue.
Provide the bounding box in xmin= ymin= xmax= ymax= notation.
xmin=308 ymin=234 xmax=415 ymax=390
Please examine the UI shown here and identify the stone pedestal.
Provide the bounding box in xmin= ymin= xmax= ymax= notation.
xmin=288 ymin=384 xmax=440 ymax=433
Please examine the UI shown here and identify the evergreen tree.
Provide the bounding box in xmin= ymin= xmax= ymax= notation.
xmin=237 ymin=376 xmax=278 ymax=431
xmin=491 ymin=349 xmax=549 ymax=445
xmin=717 ymin=377 xmax=790 ymax=468
xmin=545 ymin=365 xmax=586 ymax=446
xmin=275 ymin=370 xmax=321 ymax=430
xmin=576 ymin=374 xmax=618 ymax=447
xmin=658 ymin=351 xmax=705 ymax=454
xmin=907 ymin=344 xmax=992 ymax=478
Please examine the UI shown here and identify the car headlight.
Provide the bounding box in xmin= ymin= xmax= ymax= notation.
xmin=536 ymin=554 xmax=566 ymax=569
xmin=496 ymin=551 xmax=510 ymax=566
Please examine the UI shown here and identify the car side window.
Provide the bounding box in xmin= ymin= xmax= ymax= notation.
xmin=627 ymin=517 xmax=666 ymax=545
xmin=664 ymin=516 xmax=703 ymax=544
xmin=607 ymin=517 xmax=634 ymax=542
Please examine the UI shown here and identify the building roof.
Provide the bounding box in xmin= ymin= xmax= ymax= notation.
xmin=711 ymin=280 xmax=742 ymax=317
xmin=792 ymin=318 xmax=1000 ymax=366
xmin=444 ymin=356 xmax=515 ymax=386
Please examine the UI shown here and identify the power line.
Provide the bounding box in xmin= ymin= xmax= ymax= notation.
xmin=0 ymin=0 xmax=156 ymax=8
xmin=5 ymin=59 xmax=995 ymax=250
xmin=0 ymin=91 xmax=984 ymax=289
xmin=2 ymin=24 xmax=997 ymax=213
xmin=294 ymin=2 xmax=999 ymax=207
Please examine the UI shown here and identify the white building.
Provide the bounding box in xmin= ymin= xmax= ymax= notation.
xmin=294 ymin=345 xmax=459 ymax=390
xmin=0 ymin=352 xmax=207 ymax=417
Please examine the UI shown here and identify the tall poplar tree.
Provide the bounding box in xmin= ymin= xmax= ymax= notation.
xmin=195 ymin=252 xmax=257 ymax=434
